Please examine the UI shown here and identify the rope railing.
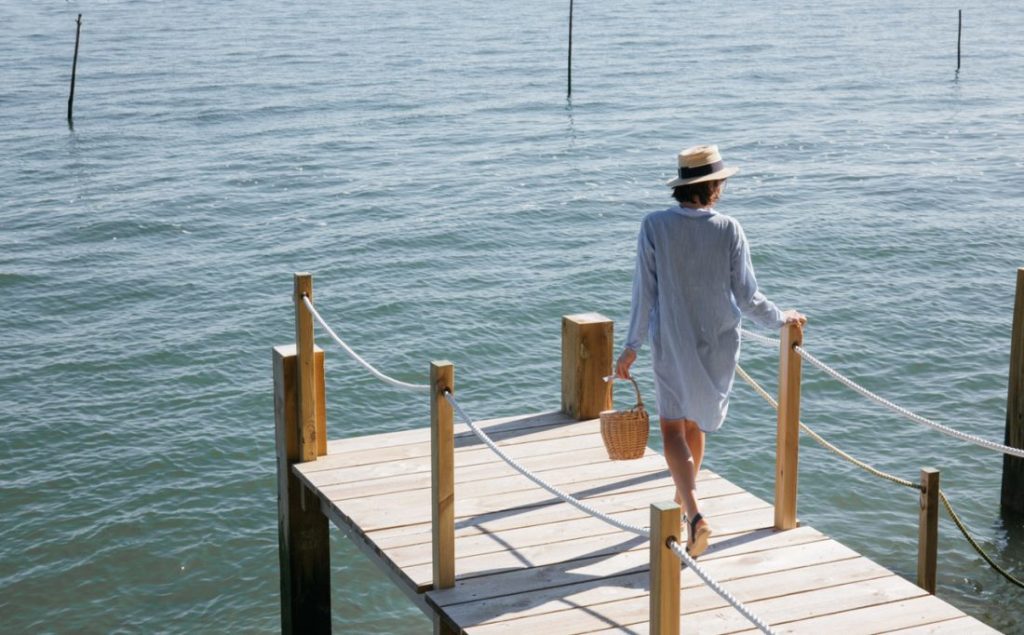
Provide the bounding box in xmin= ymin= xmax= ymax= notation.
xmin=740 ymin=329 xmax=1024 ymax=459
xmin=666 ymin=539 xmax=777 ymax=634
xmin=443 ymin=390 xmax=648 ymax=537
xmin=740 ymin=329 xmax=781 ymax=348
xmin=444 ymin=389 xmax=777 ymax=635
xmin=301 ymin=295 xmax=430 ymax=393
xmin=736 ymin=363 xmax=1024 ymax=590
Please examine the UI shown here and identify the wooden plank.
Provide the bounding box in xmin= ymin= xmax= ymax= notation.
xmin=408 ymin=502 xmax=776 ymax=592
xmin=561 ymin=313 xmax=613 ymax=419
xmin=273 ymin=344 xmax=330 ymax=634
xmin=429 ymin=528 xmax=850 ymax=609
xmin=331 ymin=457 xmax=677 ymax=522
xmin=432 ymin=361 xmax=456 ymax=590
xmin=407 ymin=492 xmax=787 ymax=588
xmin=303 ymin=441 xmax=652 ymax=492
xmin=385 ymin=485 xmax=761 ymax=569
xmin=369 ymin=484 xmax=770 ymax=551
xmin=650 ymin=502 xmax=681 ymax=635
xmin=314 ymin=449 xmax=674 ymax=502
xmin=333 ymin=466 xmax=747 ymax=535
xmin=728 ymin=594 xmax=967 ymax=635
xmin=680 ymin=574 xmax=928 ymax=634
xmin=460 ymin=556 xmax=892 ymax=635
xmin=882 ymin=616 xmax=1001 ymax=634
xmin=322 ymin=411 xmax=579 ymax=458
xmin=300 ymin=418 xmax=609 ymax=474
xmin=775 ymin=322 xmax=803 ymax=530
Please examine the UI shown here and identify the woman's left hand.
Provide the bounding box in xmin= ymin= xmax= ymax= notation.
xmin=615 ymin=348 xmax=637 ymax=379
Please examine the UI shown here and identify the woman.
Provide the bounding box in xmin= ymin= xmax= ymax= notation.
xmin=615 ymin=145 xmax=805 ymax=557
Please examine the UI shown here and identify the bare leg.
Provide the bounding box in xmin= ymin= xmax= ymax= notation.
xmin=661 ymin=417 xmax=701 ymax=520
xmin=686 ymin=420 xmax=706 ymax=477
xmin=669 ymin=420 xmax=706 ymax=505
xmin=662 ymin=417 xmax=713 ymax=555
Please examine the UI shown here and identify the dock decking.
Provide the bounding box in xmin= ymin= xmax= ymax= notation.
xmin=293 ymin=409 xmax=997 ymax=634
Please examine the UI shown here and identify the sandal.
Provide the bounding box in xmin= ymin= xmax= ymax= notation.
xmin=686 ymin=512 xmax=713 ymax=559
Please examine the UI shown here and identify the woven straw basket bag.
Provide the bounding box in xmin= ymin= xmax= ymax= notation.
xmin=599 ymin=377 xmax=650 ymax=460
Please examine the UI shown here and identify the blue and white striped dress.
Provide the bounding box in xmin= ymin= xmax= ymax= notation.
xmin=624 ymin=205 xmax=785 ymax=432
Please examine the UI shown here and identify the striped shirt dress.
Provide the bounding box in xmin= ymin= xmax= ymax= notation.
xmin=624 ymin=206 xmax=785 ymax=432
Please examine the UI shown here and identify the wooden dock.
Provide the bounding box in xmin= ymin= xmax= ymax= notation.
xmin=291 ymin=410 xmax=997 ymax=634
xmin=274 ymin=274 xmax=1001 ymax=634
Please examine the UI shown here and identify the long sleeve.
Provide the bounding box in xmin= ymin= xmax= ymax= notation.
xmin=625 ymin=219 xmax=657 ymax=351
xmin=730 ymin=221 xmax=785 ymax=330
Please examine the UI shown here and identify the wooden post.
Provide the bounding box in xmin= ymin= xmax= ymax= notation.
xmin=650 ymin=502 xmax=681 ymax=635
xmin=567 ymin=0 xmax=573 ymax=98
xmin=917 ymin=468 xmax=940 ymax=594
xmin=294 ymin=273 xmax=319 ymax=462
xmin=274 ymin=344 xmax=330 ymax=634
xmin=561 ymin=313 xmax=613 ymax=420
xmin=957 ymin=9 xmax=962 ymax=72
xmin=433 ymin=615 xmax=458 ymax=635
xmin=1001 ymin=268 xmax=1024 ymax=516
xmin=774 ymin=322 xmax=803 ymax=530
xmin=67 ymin=14 xmax=82 ymax=123
xmin=431 ymin=361 xmax=455 ymax=590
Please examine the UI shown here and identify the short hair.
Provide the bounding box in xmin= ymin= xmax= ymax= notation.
xmin=671 ymin=179 xmax=725 ymax=207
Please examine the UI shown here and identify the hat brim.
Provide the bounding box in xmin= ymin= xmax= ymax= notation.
xmin=665 ymin=166 xmax=739 ymax=188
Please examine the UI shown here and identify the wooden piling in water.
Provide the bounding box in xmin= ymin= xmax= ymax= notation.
xmin=567 ymin=0 xmax=573 ymax=98
xmin=957 ymin=10 xmax=962 ymax=72
xmin=274 ymin=342 xmax=331 ymax=633
xmin=650 ymin=502 xmax=681 ymax=635
xmin=561 ymin=313 xmax=613 ymax=420
xmin=1001 ymin=268 xmax=1024 ymax=516
xmin=67 ymin=14 xmax=82 ymax=123
xmin=431 ymin=361 xmax=456 ymax=591
xmin=775 ymin=322 xmax=803 ymax=530
xmin=274 ymin=272 xmax=330 ymax=633
xmin=917 ymin=468 xmax=940 ymax=594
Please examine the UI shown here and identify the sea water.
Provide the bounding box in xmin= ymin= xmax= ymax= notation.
xmin=2 ymin=0 xmax=1022 ymax=631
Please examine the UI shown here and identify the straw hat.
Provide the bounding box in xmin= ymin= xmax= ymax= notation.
xmin=665 ymin=145 xmax=740 ymax=187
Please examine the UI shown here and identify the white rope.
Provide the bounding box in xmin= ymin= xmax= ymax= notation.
xmin=668 ymin=540 xmax=777 ymax=635
xmin=443 ymin=391 xmax=648 ymax=536
xmin=740 ymin=329 xmax=780 ymax=348
xmin=794 ymin=344 xmax=1024 ymax=459
xmin=300 ymin=295 xmax=430 ymax=393
xmin=445 ymin=390 xmax=776 ymax=633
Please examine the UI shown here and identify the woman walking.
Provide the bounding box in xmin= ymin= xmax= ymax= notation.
xmin=615 ymin=145 xmax=805 ymax=557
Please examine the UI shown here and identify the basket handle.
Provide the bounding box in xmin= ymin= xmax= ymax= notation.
xmin=625 ymin=376 xmax=644 ymax=411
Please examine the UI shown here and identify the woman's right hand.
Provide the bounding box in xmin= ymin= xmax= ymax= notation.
xmin=615 ymin=348 xmax=637 ymax=379
xmin=782 ymin=309 xmax=807 ymax=326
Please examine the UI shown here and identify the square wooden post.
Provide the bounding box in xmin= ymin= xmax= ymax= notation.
xmin=431 ymin=361 xmax=455 ymax=590
xmin=294 ymin=273 xmax=321 ymax=461
xmin=917 ymin=468 xmax=940 ymax=594
xmin=561 ymin=313 xmax=613 ymax=420
xmin=274 ymin=344 xmax=330 ymax=634
xmin=774 ymin=322 xmax=803 ymax=530
xmin=650 ymin=502 xmax=681 ymax=635
xmin=1002 ymin=268 xmax=1024 ymax=516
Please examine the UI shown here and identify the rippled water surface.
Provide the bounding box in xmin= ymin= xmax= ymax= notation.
xmin=3 ymin=0 xmax=1024 ymax=632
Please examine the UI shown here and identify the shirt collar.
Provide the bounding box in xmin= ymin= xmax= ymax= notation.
xmin=673 ymin=205 xmax=717 ymax=218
